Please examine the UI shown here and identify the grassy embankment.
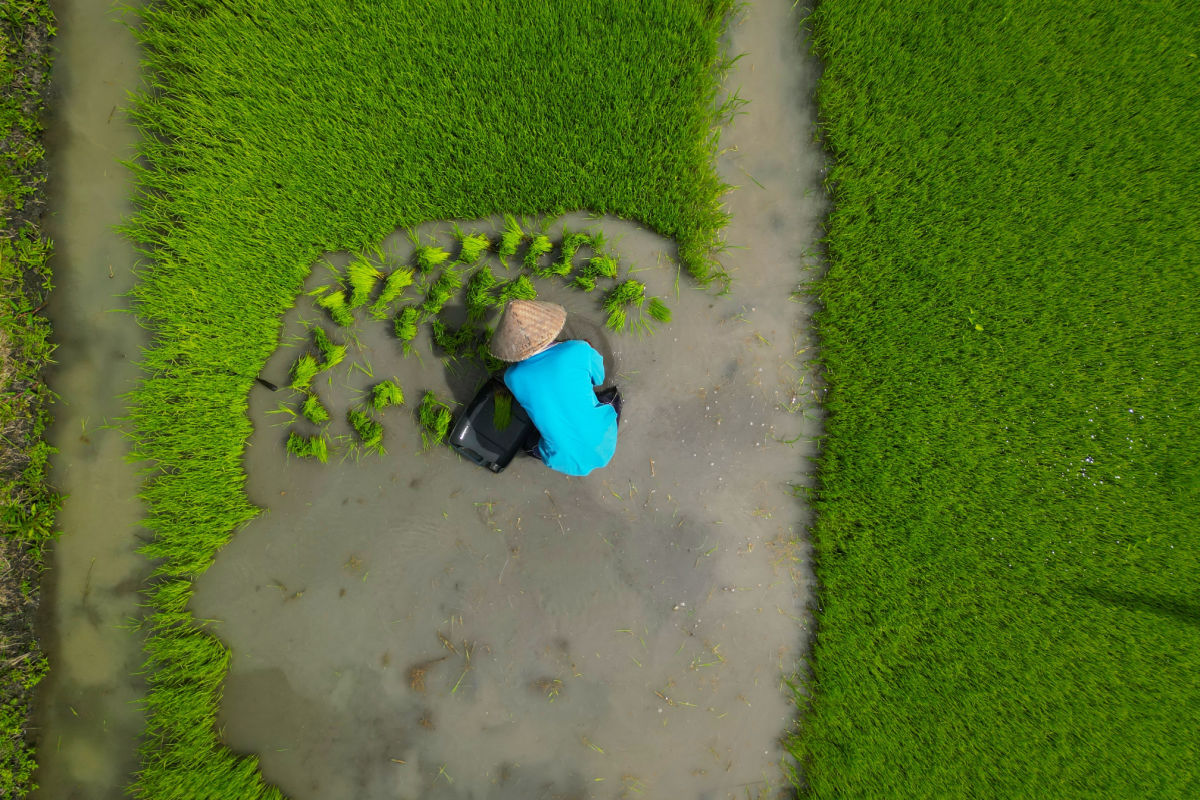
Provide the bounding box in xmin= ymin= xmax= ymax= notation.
xmin=124 ymin=1 xmax=734 ymax=796
xmin=795 ymin=2 xmax=1200 ymax=797
xmin=0 ymin=2 xmax=58 ymax=797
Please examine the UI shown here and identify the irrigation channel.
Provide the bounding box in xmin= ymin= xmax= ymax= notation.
xmin=32 ymin=1 xmax=825 ymax=798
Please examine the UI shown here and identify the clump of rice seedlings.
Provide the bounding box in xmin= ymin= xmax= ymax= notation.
xmin=647 ymin=297 xmax=672 ymax=324
xmin=301 ymin=392 xmax=330 ymax=424
xmin=414 ymin=244 xmax=451 ymax=274
xmin=289 ymin=353 xmax=321 ymax=391
xmin=431 ymin=318 xmax=482 ymax=360
xmin=418 ymin=391 xmax=454 ymax=451
xmin=394 ymin=306 xmax=421 ymax=353
xmin=497 ymin=214 xmax=525 ymax=263
xmin=465 ymin=265 xmax=500 ymax=321
xmin=345 ymin=255 xmax=383 ymax=308
xmin=572 ymin=254 xmax=620 ymax=292
xmin=493 ymin=390 xmax=512 ymax=431
xmin=499 ymin=274 xmax=537 ymax=302
xmin=420 ymin=267 xmax=463 ymax=315
xmin=456 ymin=230 xmax=491 ymax=264
xmin=602 ymin=279 xmax=646 ymax=331
xmin=369 ymin=267 xmax=414 ymax=318
xmin=286 ymin=431 xmax=328 ymax=463
xmin=348 ymin=408 xmax=384 ymax=453
xmin=316 ymin=289 xmax=355 ymax=327
xmin=370 ymin=379 xmax=405 ymax=411
xmin=476 ymin=332 xmax=506 ymax=373
xmin=524 ymin=234 xmax=554 ymax=276
xmin=551 ymin=231 xmax=591 ymax=277
xmin=311 ymin=326 xmax=346 ymax=369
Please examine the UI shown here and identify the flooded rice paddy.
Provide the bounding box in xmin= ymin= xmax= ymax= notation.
xmin=34 ymin=1 xmax=825 ymax=798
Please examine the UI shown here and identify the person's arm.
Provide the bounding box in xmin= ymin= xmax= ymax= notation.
xmin=584 ymin=341 xmax=605 ymax=386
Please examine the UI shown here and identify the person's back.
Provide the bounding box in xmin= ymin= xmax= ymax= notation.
xmin=503 ymin=340 xmax=617 ymax=476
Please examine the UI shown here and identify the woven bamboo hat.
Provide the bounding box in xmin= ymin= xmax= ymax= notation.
xmin=488 ymin=300 xmax=567 ymax=361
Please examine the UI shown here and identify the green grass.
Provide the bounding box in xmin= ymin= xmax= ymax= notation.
xmin=123 ymin=3 xmax=735 ymax=792
xmin=796 ymin=2 xmax=1200 ymax=798
xmin=0 ymin=4 xmax=57 ymax=798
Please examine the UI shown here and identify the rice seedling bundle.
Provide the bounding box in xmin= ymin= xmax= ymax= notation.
xmin=394 ymin=306 xmax=421 ymax=353
xmin=572 ymin=253 xmax=619 ymax=292
xmin=311 ymin=326 xmax=346 ymax=369
xmin=497 ymin=214 xmax=525 ymax=262
xmin=417 ymin=391 xmax=453 ymax=451
xmin=602 ymin=279 xmax=646 ymax=330
xmin=523 ymin=234 xmax=554 ymax=276
xmin=414 ymin=244 xmax=451 ymax=274
xmin=552 ymin=231 xmax=591 ymax=277
xmin=289 ymin=353 xmax=321 ymax=391
xmin=430 ymin=318 xmax=483 ymax=360
xmin=286 ymin=431 xmax=328 ymax=463
xmin=646 ymin=297 xmax=671 ymax=324
xmin=456 ymin=231 xmax=490 ymax=264
xmin=300 ymin=392 xmax=330 ymax=424
xmin=370 ymin=379 xmax=405 ymax=411
xmin=347 ymin=408 xmax=384 ymax=453
xmin=369 ymin=267 xmax=415 ymax=318
xmin=420 ymin=267 xmax=462 ymax=315
xmin=465 ymin=264 xmax=500 ymax=321
xmin=499 ymin=274 xmax=537 ymax=302
xmin=316 ymin=289 xmax=355 ymax=327
xmin=492 ymin=390 xmax=513 ymax=431
xmin=345 ymin=255 xmax=382 ymax=308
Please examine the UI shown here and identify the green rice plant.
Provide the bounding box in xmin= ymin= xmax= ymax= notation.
xmin=455 ymin=230 xmax=491 ymax=264
xmin=315 ymin=289 xmax=355 ymax=327
xmin=492 ymin=390 xmax=512 ymax=431
xmin=394 ymin=305 xmax=421 ymax=354
xmin=499 ymin=274 xmax=537 ymax=303
xmin=551 ymin=231 xmax=591 ymax=277
xmin=430 ymin=318 xmax=483 ymax=360
xmin=414 ymin=244 xmax=451 ymax=274
xmin=646 ymin=297 xmax=672 ymax=324
xmin=311 ymin=326 xmax=346 ymax=370
xmin=603 ymin=306 xmax=626 ymax=332
xmin=347 ymin=408 xmax=384 ymax=454
xmin=286 ymin=431 xmax=328 ymax=463
xmin=497 ymin=214 xmax=525 ymax=263
xmin=465 ymin=264 xmax=500 ymax=321
xmin=369 ymin=379 xmax=405 ymax=411
xmin=588 ymin=254 xmax=619 ymax=279
xmin=369 ymin=267 xmax=415 ymax=318
xmin=572 ymin=274 xmax=597 ymax=292
xmin=345 ymin=255 xmax=382 ymax=308
xmin=417 ymin=391 xmax=454 ymax=451
xmin=300 ymin=392 xmax=330 ymax=424
xmin=601 ymin=279 xmax=646 ymax=331
xmin=289 ymin=353 xmax=321 ymax=391
xmin=523 ymin=233 xmax=554 ymax=276
xmin=420 ymin=267 xmax=462 ymax=315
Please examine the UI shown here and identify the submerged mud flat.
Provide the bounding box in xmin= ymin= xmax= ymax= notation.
xmin=192 ymin=208 xmax=816 ymax=800
xmin=191 ymin=2 xmax=825 ymax=792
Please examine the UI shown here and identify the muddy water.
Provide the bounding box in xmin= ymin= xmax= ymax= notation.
xmin=189 ymin=3 xmax=825 ymax=799
xmin=32 ymin=1 xmax=149 ymax=798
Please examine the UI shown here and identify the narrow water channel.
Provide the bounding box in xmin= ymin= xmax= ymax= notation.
xmin=33 ymin=1 xmax=148 ymax=798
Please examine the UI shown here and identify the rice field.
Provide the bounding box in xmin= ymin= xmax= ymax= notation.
xmin=121 ymin=1 xmax=734 ymax=795
xmin=796 ymin=2 xmax=1200 ymax=797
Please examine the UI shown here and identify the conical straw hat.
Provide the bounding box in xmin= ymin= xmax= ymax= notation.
xmin=488 ymin=300 xmax=567 ymax=361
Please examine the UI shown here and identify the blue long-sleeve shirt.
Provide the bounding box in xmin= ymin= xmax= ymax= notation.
xmin=503 ymin=340 xmax=618 ymax=476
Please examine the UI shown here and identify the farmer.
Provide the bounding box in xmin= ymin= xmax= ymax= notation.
xmin=488 ymin=300 xmax=620 ymax=476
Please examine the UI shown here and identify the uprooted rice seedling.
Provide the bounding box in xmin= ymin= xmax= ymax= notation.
xmin=523 ymin=233 xmax=554 ymax=277
xmin=492 ymin=389 xmax=513 ymax=431
xmin=316 ymin=288 xmax=355 ymax=328
xmin=286 ymin=431 xmax=328 ymax=463
xmin=430 ymin=318 xmax=483 ymax=361
xmin=300 ymin=392 xmax=330 ymax=425
xmin=370 ymin=379 xmax=405 ymax=411
xmin=455 ymin=229 xmax=491 ymax=264
xmin=370 ymin=267 xmax=415 ymax=318
xmin=499 ymin=274 xmax=537 ymax=302
xmin=345 ymin=255 xmax=382 ymax=309
xmin=394 ymin=306 xmax=421 ymax=353
xmin=551 ymin=230 xmax=592 ymax=277
xmin=347 ymin=408 xmax=384 ymax=454
xmin=311 ymin=325 xmax=346 ymax=370
xmin=602 ymin=279 xmax=647 ymax=331
xmin=417 ymin=391 xmax=454 ymax=451
xmin=420 ymin=267 xmax=463 ymax=316
xmin=289 ymin=353 xmax=321 ymax=391
xmin=497 ymin=214 xmax=525 ymax=263
xmin=414 ymin=243 xmax=451 ymax=274
xmin=465 ymin=265 xmax=500 ymax=321
xmin=647 ymin=297 xmax=672 ymax=324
